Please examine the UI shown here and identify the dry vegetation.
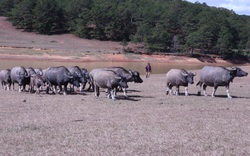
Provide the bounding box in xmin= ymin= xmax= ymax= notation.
xmin=1 ymin=16 xmax=250 ymax=155
xmin=0 ymin=66 xmax=250 ymax=155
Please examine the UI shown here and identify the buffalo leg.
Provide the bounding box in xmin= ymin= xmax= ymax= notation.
xmin=7 ymin=83 xmax=10 ymax=91
xmin=1 ymin=82 xmax=4 ymax=90
xmin=96 ymin=87 xmax=100 ymax=97
xmin=226 ymin=85 xmax=232 ymax=98
xmin=184 ymin=86 xmax=188 ymax=96
xmin=166 ymin=84 xmax=173 ymax=95
xmin=35 ymin=86 xmax=40 ymax=94
xmin=87 ymin=83 xmax=92 ymax=92
xmin=106 ymin=88 xmax=112 ymax=99
xmin=58 ymin=85 xmax=62 ymax=94
xmin=110 ymin=89 xmax=116 ymax=100
xmin=12 ymin=82 xmax=15 ymax=91
xmin=197 ymin=82 xmax=202 ymax=96
xmin=203 ymin=84 xmax=208 ymax=96
xmin=166 ymin=86 xmax=169 ymax=95
xmin=89 ymin=82 xmax=95 ymax=92
xmin=63 ymin=85 xmax=67 ymax=95
xmin=113 ymin=87 xmax=117 ymax=97
xmin=79 ymin=82 xmax=87 ymax=92
xmin=18 ymin=85 xmax=23 ymax=92
xmin=53 ymin=85 xmax=57 ymax=94
xmin=122 ymin=87 xmax=128 ymax=97
xmin=29 ymin=85 xmax=33 ymax=94
xmin=94 ymin=83 xmax=99 ymax=97
xmin=175 ymin=86 xmax=179 ymax=96
xmin=23 ymin=84 xmax=26 ymax=92
xmin=211 ymin=86 xmax=218 ymax=97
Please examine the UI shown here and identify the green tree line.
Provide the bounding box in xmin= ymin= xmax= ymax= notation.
xmin=0 ymin=0 xmax=250 ymax=60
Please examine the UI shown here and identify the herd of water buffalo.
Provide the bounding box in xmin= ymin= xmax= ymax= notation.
xmin=0 ymin=66 xmax=144 ymax=100
xmin=0 ymin=65 xmax=248 ymax=100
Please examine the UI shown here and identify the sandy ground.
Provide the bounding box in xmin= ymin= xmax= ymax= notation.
xmin=0 ymin=66 xmax=250 ymax=155
xmin=1 ymin=16 xmax=250 ymax=155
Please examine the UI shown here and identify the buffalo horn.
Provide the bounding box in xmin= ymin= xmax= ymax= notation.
xmin=182 ymin=72 xmax=188 ymax=76
xmin=231 ymin=67 xmax=237 ymax=70
xmin=115 ymin=76 xmax=122 ymax=80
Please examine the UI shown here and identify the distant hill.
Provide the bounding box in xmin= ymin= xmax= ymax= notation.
xmin=1 ymin=0 xmax=250 ymax=62
xmin=0 ymin=16 xmax=124 ymax=53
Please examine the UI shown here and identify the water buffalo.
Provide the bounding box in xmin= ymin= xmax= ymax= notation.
xmin=26 ymin=67 xmax=36 ymax=75
xmin=24 ymin=67 xmax=37 ymax=91
xmin=68 ymin=66 xmax=86 ymax=92
xmin=29 ymin=74 xmax=46 ymax=94
xmin=44 ymin=66 xmax=77 ymax=95
xmin=80 ymin=68 xmax=90 ymax=91
xmin=0 ymin=69 xmax=11 ymax=90
xmin=34 ymin=68 xmax=43 ymax=75
xmin=166 ymin=69 xmax=196 ymax=96
xmin=102 ymin=67 xmax=143 ymax=97
xmin=197 ymin=66 xmax=248 ymax=98
xmin=90 ymin=69 xmax=128 ymax=100
xmin=10 ymin=66 xmax=30 ymax=92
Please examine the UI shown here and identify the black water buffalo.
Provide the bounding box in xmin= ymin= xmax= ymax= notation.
xmin=166 ymin=69 xmax=196 ymax=96
xmin=102 ymin=67 xmax=143 ymax=97
xmin=197 ymin=66 xmax=248 ymax=98
xmin=29 ymin=74 xmax=46 ymax=94
xmin=24 ymin=67 xmax=37 ymax=91
xmin=10 ymin=66 xmax=30 ymax=92
xmin=0 ymin=69 xmax=11 ymax=90
xmin=105 ymin=67 xmax=143 ymax=83
xmin=90 ymin=69 xmax=128 ymax=100
xmin=68 ymin=66 xmax=86 ymax=91
xmin=44 ymin=66 xmax=76 ymax=95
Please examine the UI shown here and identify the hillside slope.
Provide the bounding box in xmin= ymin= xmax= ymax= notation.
xmin=0 ymin=16 xmax=232 ymax=64
xmin=0 ymin=16 xmax=123 ymax=53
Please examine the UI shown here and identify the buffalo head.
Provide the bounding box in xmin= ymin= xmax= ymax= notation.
xmin=230 ymin=67 xmax=248 ymax=78
xmin=182 ymin=72 xmax=196 ymax=84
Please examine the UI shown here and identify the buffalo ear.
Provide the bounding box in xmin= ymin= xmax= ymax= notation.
xmin=229 ymin=69 xmax=237 ymax=75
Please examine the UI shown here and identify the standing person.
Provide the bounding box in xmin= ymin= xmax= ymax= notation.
xmin=145 ymin=63 xmax=151 ymax=78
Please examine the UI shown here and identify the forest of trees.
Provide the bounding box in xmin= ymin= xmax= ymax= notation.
xmin=0 ymin=0 xmax=250 ymax=60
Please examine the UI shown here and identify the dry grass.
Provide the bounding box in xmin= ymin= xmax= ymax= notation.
xmin=1 ymin=66 xmax=250 ymax=155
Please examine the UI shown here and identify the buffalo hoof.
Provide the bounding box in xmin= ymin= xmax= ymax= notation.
xmin=166 ymin=91 xmax=169 ymax=95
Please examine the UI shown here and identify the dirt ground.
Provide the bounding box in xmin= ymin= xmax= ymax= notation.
xmin=0 ymin=66 xmax=250 ymax=155
xmin=1 ymin=16 xmax=250 ymax=155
